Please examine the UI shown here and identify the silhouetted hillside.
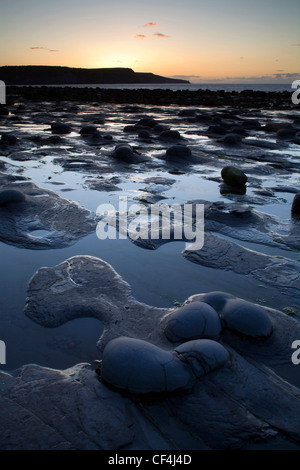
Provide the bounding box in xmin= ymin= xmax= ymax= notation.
xmin=0 ymin=66 xmax=189 ymax=85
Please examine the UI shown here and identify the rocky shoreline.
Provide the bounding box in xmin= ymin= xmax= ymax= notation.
xmin=6 ymin=85 xmax=297 ymax=109
xmin=0 ymin=88 xmax=300 ymax=449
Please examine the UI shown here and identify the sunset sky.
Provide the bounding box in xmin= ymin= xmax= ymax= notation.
xmin=0 ymin=0 xmax=299 ymax=83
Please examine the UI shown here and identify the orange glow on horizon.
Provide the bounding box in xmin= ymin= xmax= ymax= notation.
xmin=0 ymin=0 xmax=299 ymax=84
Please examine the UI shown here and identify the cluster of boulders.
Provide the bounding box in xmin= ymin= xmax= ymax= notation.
xmin=100 ymin=291 xmax=273 ymax=395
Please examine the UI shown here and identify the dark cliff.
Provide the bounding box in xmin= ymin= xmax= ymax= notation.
xmin=0 ymin=66 xmax=190 ymax=85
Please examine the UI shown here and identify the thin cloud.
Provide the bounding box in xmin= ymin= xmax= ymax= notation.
xmin=144 ymin=22 xmax=156 ymax=27
xmin=274 ymin=72 xmax=300 ymax=79
xmin=172 ymin=75 xmax=201 ymax=80
xmin=134 ymin=34 xmax=147 ymax=39
xmin=153 ymin=32 xmax=171 ymax=38
xmin=291 ymin=43 xmax=300 ymax=46
xmin=222 ymin=72 xmax=300 ymax=82
xmin=30 ymin=46 xmax=60 ymax=52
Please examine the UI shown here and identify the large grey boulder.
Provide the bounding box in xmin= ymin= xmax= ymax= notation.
xmin=101 ymin=336 xmax=229 ymax=394
xmin=162 ymin=301 xmax=222 ymax=342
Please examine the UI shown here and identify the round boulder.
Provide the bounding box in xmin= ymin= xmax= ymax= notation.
xmin=79 ymin=125 xmax=99 ymax=136
xmin=174 ymin=339 xmax=229 ymax=376
xmin=101 ymin=337 xmax=193 ymax=394
xmin=0 ymin=106 xmax=9 ymax=116
xmin=241 ymin=119 xmax=261 ymax=130
xmin=220 ymin=298 xmax=273 ymax=337
xmin=222 ymin=133 xmax=242 ymax=145
xmin=200 ymin=291 xmax=235 ymax=313
xmin=138 ymin=130 xmax=152 ymax=139
xmin=165 ymin=145 xmax=192 ymax=161
xmin=276 ymin=127 xmax=297 ymax=139
xmin=207 ymin=125 xmax=227 ymax=135
xmin=159 ymin=130 xmax=182 ymax=140
xmin=51 ymin=122 xmax=72 ymax=134
xmin=1 ymin=133 xmax=18 ymax=145
xmin=178 ymin=109 xmax=197 ymax=117
xmin=221 ymin=166 xmax=247 ymax=188
xmin=291 ymin=193 xmax=300 ymax=218
xmin=264 ymin=121 xmax=292 ymax=133
xmin=112 ymin=144 xmax=145 ymax=164
xmin=0 ymin=189 xmax=26 ymax=206
xmin=101 ymin=336 xmax=229 ymax=395
xmin=154 ymin=124 xmax=169 ymax=133
xmin=163 ymin=301 xmax=222 ymax=342
xmin=136 ymin=117 xmax=157 ymax=128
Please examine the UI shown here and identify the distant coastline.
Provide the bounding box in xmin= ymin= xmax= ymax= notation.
xmin=0 ymin=65 xmax=189 ymax=86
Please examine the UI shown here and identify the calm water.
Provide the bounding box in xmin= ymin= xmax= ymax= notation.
xmin=31 ymin=83 xmax=293 ymax=93
xmin=0 ymin=101 xmax=299 ymax=375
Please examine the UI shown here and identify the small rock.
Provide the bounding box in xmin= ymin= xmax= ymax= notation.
xmin=138 ymin=130 xmax=152 ymax=139
xmin=0 ymin=189 xmax=26 ymax=206
xmin=154 ymin=124 xmax=169 ymax=133
xmin=123 ymin=125 xmax=136 ymax=133
xmin=276 ymin=127 xmax=297 ymax=139
xmin=51 ymin=122 xmax=72 ymax=134
xmin=264 ymin=121 xmax=292 ymax=133
xmin=0 ymin=133 xmax=18 ymax=145
xmin=165 ymin=145 xmax=192 ymax=161
xmin=159 ymin=130 xmax=182 ymax=140
xmin=112 ymin=144 xmax=145 ymax=164
xmin=0 ymin=106 xmax=9 ymax=116
xmin=231 ymin=126 xmax=247 ymax=136
xmin=222 ymin=133 xmax=242 ymax=145
xmin=79 ymin=125 xmax=99 ymax=136
xmin=136 ymin=117 xmax=157 ymax=128
xmin=207 ymin=125 xmax=228 ymax=135
xmin=178 ymin=109 xmax=197 ymax=117
xmin=241 ymin=119 xmax=261 ymax=130
xmin=291 ymin=193 xmax=300 ymax=218
xmin=221 ymin=166 xmax=247 ymax=188
xmin=46 ymin=135 xmax=63 ymax=144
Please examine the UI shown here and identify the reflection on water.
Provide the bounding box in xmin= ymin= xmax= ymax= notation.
xmin=0 ymin=230 xmax=296 ymax=371
xmin=0 ymin=102 xmax=300 ymax=376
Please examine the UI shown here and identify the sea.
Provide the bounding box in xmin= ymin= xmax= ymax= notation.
xmin=31 ymin=83 xmax=293 ymax=93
